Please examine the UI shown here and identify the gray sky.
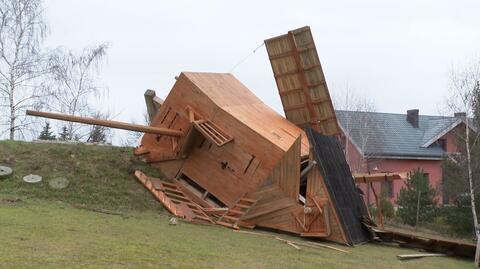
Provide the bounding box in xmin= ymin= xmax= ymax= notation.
xmin=43 ymin=0 xmax=480 ymax=144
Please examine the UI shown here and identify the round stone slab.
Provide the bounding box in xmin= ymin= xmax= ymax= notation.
xmin=48 ymin=177 xmax=69 ymax=189
xmin=0 ymin=166 xmax=13 ymax=179
xmin=23 ymin=174 xmax=42 ymax=183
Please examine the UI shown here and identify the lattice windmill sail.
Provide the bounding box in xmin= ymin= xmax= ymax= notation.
xmin=264 ymin=26 xmax=340 ymax=136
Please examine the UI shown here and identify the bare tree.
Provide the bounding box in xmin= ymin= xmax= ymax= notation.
xmin=0 ymin=0 xmax=49 ymax=140
xmin=120 ymin=110 xmax=150 ymax=147
xmin=48 ymin=44 xmax=108 ymax=140
xmin=445 ymin=59 xmax=480 ymax=267
xmin=334 ymin=88 xmax=383 ymax=173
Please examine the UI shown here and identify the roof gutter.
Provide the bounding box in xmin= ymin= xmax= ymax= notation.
xmin=366 ymin=155 xmax=443 ymax=161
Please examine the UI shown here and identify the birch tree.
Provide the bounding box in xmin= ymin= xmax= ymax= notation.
xmin=48 ymin=44 xmax=108 ymax=140
xmin=0 ymin=0 xmax=49 ymax=140
xmin=445 ymin=60 xmax=480 ymax=267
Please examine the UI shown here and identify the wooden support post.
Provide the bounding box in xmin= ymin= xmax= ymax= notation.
xmin=370 ymin=182 xmax=384 ymax=229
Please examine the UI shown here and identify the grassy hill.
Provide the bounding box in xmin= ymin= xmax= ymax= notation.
xmin=0 ymin=140 xmax=475 ymax=269
xmin=0 ymin=140 xmax=164 ymax=212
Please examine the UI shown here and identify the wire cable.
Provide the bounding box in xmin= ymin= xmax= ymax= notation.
xmin=228 ymin=43 xmax=265 ymax=73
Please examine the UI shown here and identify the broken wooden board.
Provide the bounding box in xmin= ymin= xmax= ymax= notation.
xmin=397 ymin=253 xmax=448 ymax=260
xmin=134 ymin=170 xmax=214 ymax=224
xmin=265 ymin=26 xmax=340 ymax=136
xmin=353 ymin=172 xmax=408 ymax=183
xmin=370 ymin=225 xmax=476 ymax=259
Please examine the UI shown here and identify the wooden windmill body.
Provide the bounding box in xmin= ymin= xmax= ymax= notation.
xmin=27 ymin=27 xmax=372 ymax=245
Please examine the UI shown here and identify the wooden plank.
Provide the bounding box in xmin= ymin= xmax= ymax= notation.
xmin=353 ymin=172 xmax=408 ymax=183
xmin=397 ymin=253 xmax=447 ymax=260
xmin=275 ymin=237 xmax=302 ymax=250
xmin=233 ymin=230 xmax=349 ymax=253
xmin=238 ymin=198 xmax=256 ymax=204
xmin=243 ymin=197 xmax=297 ymax=220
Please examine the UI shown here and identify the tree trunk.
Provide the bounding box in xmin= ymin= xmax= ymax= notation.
xmin=466 ymin=117 xmax=480 ymax=267
xmin=415 ymin=188 xmax=421 ymax=231
xmin=9 ymin=84 xmax=15 ymax=140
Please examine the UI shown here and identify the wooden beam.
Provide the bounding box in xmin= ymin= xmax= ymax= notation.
xmin=354 ymin=172 xmax=408 ymax=183
xmin=397 ymin=253 xmax=447 ymax=260
xmin=27 ymin=110 xmax=183 ymax=136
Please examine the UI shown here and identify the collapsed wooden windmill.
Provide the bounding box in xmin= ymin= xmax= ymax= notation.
xmin=27 ymin=26 xmax=376 ymax=245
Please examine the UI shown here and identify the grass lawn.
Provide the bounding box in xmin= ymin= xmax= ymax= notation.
xmin=0 ymin=199 xmax=474 ymax=269
xmin=0 ymin=140 xmax=475 ymax=268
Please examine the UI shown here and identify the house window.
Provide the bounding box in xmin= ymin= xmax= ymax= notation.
xmin=437 ymin=139 xmax=447 ymax=151
xmin=423 ymin=173 xmax=430 ymax=185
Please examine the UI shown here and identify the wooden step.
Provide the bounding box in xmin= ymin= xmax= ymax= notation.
xmin=163 ymin=188 xmax=184 ymax=195
xmin=228 ymin=209 xmax=244 ymax=215
xmin=187 ymin=203 xmax=201 ymax=209
xmin=193 ymin=120 xmax=232 ymax=147
xmin=165 ymin=193 xmax=189 ymax=201
xmin=223 ymin=215 xmax=239 ymax=221
xmin=239 ymin=198 xmax=256 ymax=204
xmin=235 ymin=204 xmax=250 ymax=209
xmin=191 ymin=208 xmax=204 ymax=214
xmin=135 ymin=170 xmax=215 ymax=225
xmin=194 ymin=215 xmax=212 ymax=221
xmin=161 ymin=181 xmax=178 ymax=188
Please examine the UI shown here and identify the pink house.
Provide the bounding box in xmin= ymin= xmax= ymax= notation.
xmin=336 ymin=109 xmax=469 ymax=205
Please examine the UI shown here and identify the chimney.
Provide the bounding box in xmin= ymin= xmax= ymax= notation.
xmin=454 ymin=112 xmax=466 ymax=118
xmin=407 ymin=109 xmax=419 ymax=128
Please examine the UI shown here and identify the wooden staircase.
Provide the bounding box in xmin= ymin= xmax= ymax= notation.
xmin=134 ymin=170 xmax=214 ymax=224
xmin=216 ymin=195 xmax=257 ymax=229
xmin=193 ymin=120 xmax=233 ymax=146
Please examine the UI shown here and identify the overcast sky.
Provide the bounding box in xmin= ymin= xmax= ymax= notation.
xmin=43 ymin=0 xmax=480 ymax=144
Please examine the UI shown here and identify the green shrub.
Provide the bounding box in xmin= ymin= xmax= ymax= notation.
xmin=397 ymin=168 xmax=437 ymax=226
xmin=369 ymin=191 xmax=395 ymax=222
xmin=436 ymin=196 xmax=474 ymax=237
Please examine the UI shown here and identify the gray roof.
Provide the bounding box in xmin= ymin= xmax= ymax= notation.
xmin=335 ymin=110 xmax=464 ymax=159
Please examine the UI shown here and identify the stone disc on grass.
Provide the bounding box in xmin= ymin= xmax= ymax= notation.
xmin=23 ymin=174 xmax=42 ymax=183
xmin=0 ymin=166 xmax=13 ymax=179
xmin=48 ymin=177 xmax=69 ymax=189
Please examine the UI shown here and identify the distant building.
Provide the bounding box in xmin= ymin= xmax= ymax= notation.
xmin=336 ymin=109 xmax=472 ymax=205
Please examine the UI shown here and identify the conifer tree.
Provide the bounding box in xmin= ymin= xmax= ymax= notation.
xmin=397 ymin=169 xmax=437 ymax=226
xmin=58 ymin=126 xmax=69 ymax=141
xmin=38 ymin=122 xmax=56 ymax=140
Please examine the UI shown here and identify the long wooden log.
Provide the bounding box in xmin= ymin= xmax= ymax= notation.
xmin=26 ymin=110 xmax=183 ymax=137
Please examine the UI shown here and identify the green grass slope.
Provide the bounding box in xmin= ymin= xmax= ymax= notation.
xmin=0 ymin=140 xmax=164 ymax=211
xmin=0 ymin=200 xmax=474 ymax=269
xmin=0 ymin=140 xmax=474 ymax=268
